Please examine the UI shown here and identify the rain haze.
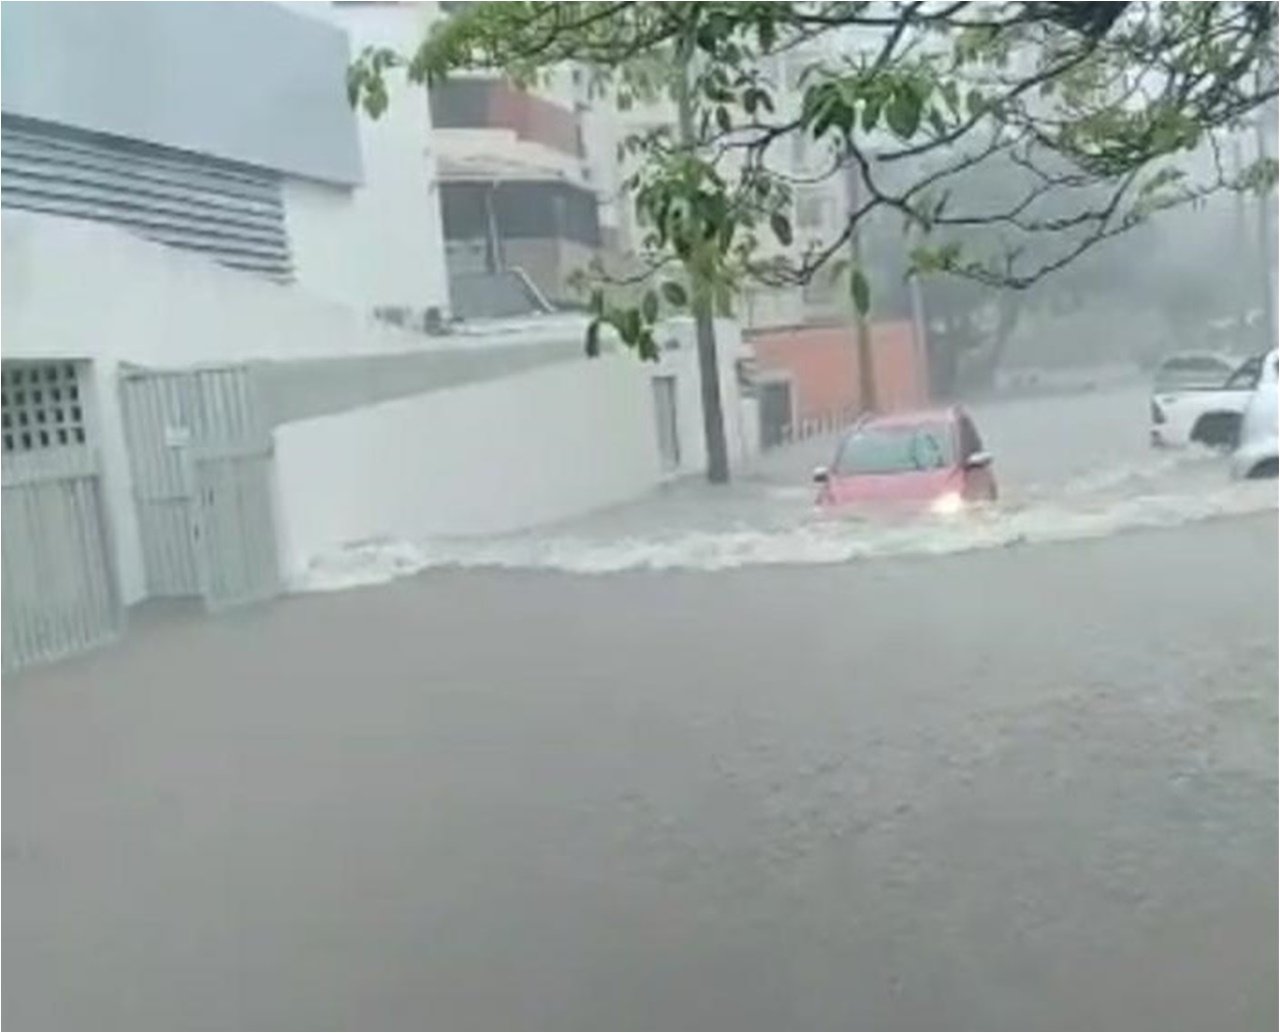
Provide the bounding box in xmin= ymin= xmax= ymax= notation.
xmin=3 ymin=2 xmax=1278 ymax=1029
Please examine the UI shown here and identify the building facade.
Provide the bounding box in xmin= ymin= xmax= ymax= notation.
xmin=2 ymin=0 xmax=450 ymax=320
xmin=1 ymin=2 xmax=756 ymax=672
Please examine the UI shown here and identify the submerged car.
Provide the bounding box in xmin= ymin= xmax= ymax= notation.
xmin=1231 ymin=349 xmax=1278 ymax=479
xmin=1149 ymin=351 xmax=1262 ymax=450
xmin=814 ymin=407 xmax=998 ymax=516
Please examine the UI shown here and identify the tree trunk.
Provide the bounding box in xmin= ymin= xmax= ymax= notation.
xmin=694 ymin=301 xmax=730 ymax=483
xmin=675 ymin=46 xmax=730 ymax=484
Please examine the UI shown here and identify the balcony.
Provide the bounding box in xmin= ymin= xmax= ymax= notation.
xmin=439 ymin=178 xmax=602 ymax=308
xmin=430 ymin=79 xmax=583 ymax=158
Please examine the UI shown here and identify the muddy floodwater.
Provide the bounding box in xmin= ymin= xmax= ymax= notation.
xmin=6 ymin=384 xmax=1278 ymax=1028
xmin=6 ymin=508 xmax=1276 ymax=1029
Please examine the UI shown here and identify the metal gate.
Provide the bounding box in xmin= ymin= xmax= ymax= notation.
xmin=2 ymin=435 xmax=122 ymax=672
xmin=119 ymin=365 xmax=278 ymax=611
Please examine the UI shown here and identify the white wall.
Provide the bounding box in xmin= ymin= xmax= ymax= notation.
xmin=273 ymin=316 xmax=760 ymax=585
xmin=273 ymin=355 xmax=660 ymax=583
xmin=285 ymin=1 xmax=449 ymax=314
xmin=1 ymin=212 xmax=587 ymax=605
xmin=4 ymin=212 xmax=758 ymax=603
xmin=653 ymin=318 xmax=759 ymax=477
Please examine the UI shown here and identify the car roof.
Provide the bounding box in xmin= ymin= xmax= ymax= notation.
xmin=1157 ymin=352 xmax=1235 ymax=367
xmin=857 ymin=407 xmax=960 ymax=430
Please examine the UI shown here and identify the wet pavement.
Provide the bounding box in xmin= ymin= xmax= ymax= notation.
xmin=5 ymin=491 xmax=1277 ymax=1027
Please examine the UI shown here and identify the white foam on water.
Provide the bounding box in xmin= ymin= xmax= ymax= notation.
xmin=299 ymin=539 xmax=430 ymax=593
xmin=293 ymin=471 xmax=1276 ymax=592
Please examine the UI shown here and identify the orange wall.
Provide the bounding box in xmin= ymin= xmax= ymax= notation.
xmin=750 ymin=320 xmax=928 ymax=422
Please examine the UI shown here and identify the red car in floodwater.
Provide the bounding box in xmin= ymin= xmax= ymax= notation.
xmin=814 ymin=407 xmax=998 ymax=516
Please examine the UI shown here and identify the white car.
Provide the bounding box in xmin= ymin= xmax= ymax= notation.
xmin=1149 ymin=352 xmax=1263 ymax=449
xmin=1231 ymin=350 xmax=1278 ymax=479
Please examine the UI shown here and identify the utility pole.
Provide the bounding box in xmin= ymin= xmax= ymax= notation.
xmin=674 ymin=41 xmax=731 ymax=484
xmin=844 ymin=152 xmax=878 ymax=413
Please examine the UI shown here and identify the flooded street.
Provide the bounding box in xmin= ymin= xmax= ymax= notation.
xmin=302 ymin=384 xmax=1275 ymax=584
xmin=5 ymin=1 xmax=1277 ymax=1027
xmin=5 ymin=378 xmax=1276 ymax=1027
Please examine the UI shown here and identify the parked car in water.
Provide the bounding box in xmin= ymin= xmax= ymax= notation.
xmin=814 ymin=407 xmax=998 ymax=516
xmin=1149 ymin=351 xmax=1261 ymax=449
xmin=1230 ymin=350 xmax=1278 ymax=480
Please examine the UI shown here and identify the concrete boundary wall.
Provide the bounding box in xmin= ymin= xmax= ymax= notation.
xmin=272 ymin=321 xmax=761 ymax=588
xmin=273 ymin=355 xmax=661 ymax=585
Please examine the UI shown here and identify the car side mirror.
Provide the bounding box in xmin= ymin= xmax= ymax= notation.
xmin=964 ymin=451 xmax=993 ymax=470
xmin=812 ymin=466 xmax=830 ymax=484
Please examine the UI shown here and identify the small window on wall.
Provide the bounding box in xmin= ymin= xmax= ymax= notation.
xmin=1 ymin=362 xmax=86 ymax=454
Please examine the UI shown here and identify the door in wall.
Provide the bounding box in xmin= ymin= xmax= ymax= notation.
xmin=1 ymin=360 xmax=123 ymax=671
xmin=652 ymin=375 xmax=680 ymax=472
xmin=119 ymin=364 xmax=278 ymax=611
xmin=759 ymin=379 xmax=794 ymax=449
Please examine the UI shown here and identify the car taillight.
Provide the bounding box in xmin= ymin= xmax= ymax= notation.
xmin=1151 ymin=400 xmax=1166 ymax=424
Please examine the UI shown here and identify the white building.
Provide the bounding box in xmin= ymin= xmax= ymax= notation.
xmin=1 ymin=1 xmax=755 ymax=672
xmin=332 ymin=1 xmax=625 ymax=313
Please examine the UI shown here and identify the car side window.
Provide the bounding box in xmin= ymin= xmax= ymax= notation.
xmin=1225 ymin=355 xmax=1263 ymax=390
xmin=957 ymin=416 xmax=983 ymax=459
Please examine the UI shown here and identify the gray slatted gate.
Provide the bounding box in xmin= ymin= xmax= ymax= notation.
xmin=1 ymin=446 xmax=122 ymax=671
xmin=191 ymin=442 xmax=278 ymax=610
xmin=119 ymin=365 xmax=278 ymax=611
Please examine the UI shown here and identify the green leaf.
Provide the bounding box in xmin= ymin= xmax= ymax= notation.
xmin=862 ymin=94 xmax=883 ymax=133
xmin=885 ymin=86 xmax=922 ymax=139
xmin=743 ymin=86 xmax=775 ymax=117
xmin=850 ymin=268 xmax=871 ymax=316
xmin=770 ymin=211 xmax=793 ymax=246
xmin=661 ymin=281 xmax=689 ymax=307
xmin=345 ymin=65 xmax=363 ymax=108
xmin=585 ymin=318 xmax=602 ymax=358
xmin=715 ymin=106 xmax=731 ymax=134
xmin=642 ymin=290 xmax=659 ymax=324
xmin=757 ymin=18 xmax=777 ymax=52
xmin=623 ymin=308 xmax=641 ymax=343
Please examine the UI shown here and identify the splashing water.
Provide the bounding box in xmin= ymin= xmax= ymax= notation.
xmin=296 ymin=449 xmax=1275 ymax=592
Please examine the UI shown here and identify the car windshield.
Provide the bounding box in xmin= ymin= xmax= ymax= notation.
xmin=1154 ymin=357 xmax=1233 ymax=390
xmin=835 ymin=423 xmax=954 ymax=475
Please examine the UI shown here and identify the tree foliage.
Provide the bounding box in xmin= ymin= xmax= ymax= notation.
xmin=350 ymin=1 xmax=1277 ymax=359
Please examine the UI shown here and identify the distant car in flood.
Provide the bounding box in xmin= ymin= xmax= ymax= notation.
xmin=814 ymin=407 xmax=998 ymax=516
xmin=1149 ymin=351 xmax=1261 ymax=450
xmin=1231 ymin=350 xmax=1278 ymax=480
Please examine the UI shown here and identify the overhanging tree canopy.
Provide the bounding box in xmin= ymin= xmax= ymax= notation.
xmin=352 ymin=2 xmax=1275 ymax=340
xmin=350 ymin=1 xmax=1276 ymax=479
